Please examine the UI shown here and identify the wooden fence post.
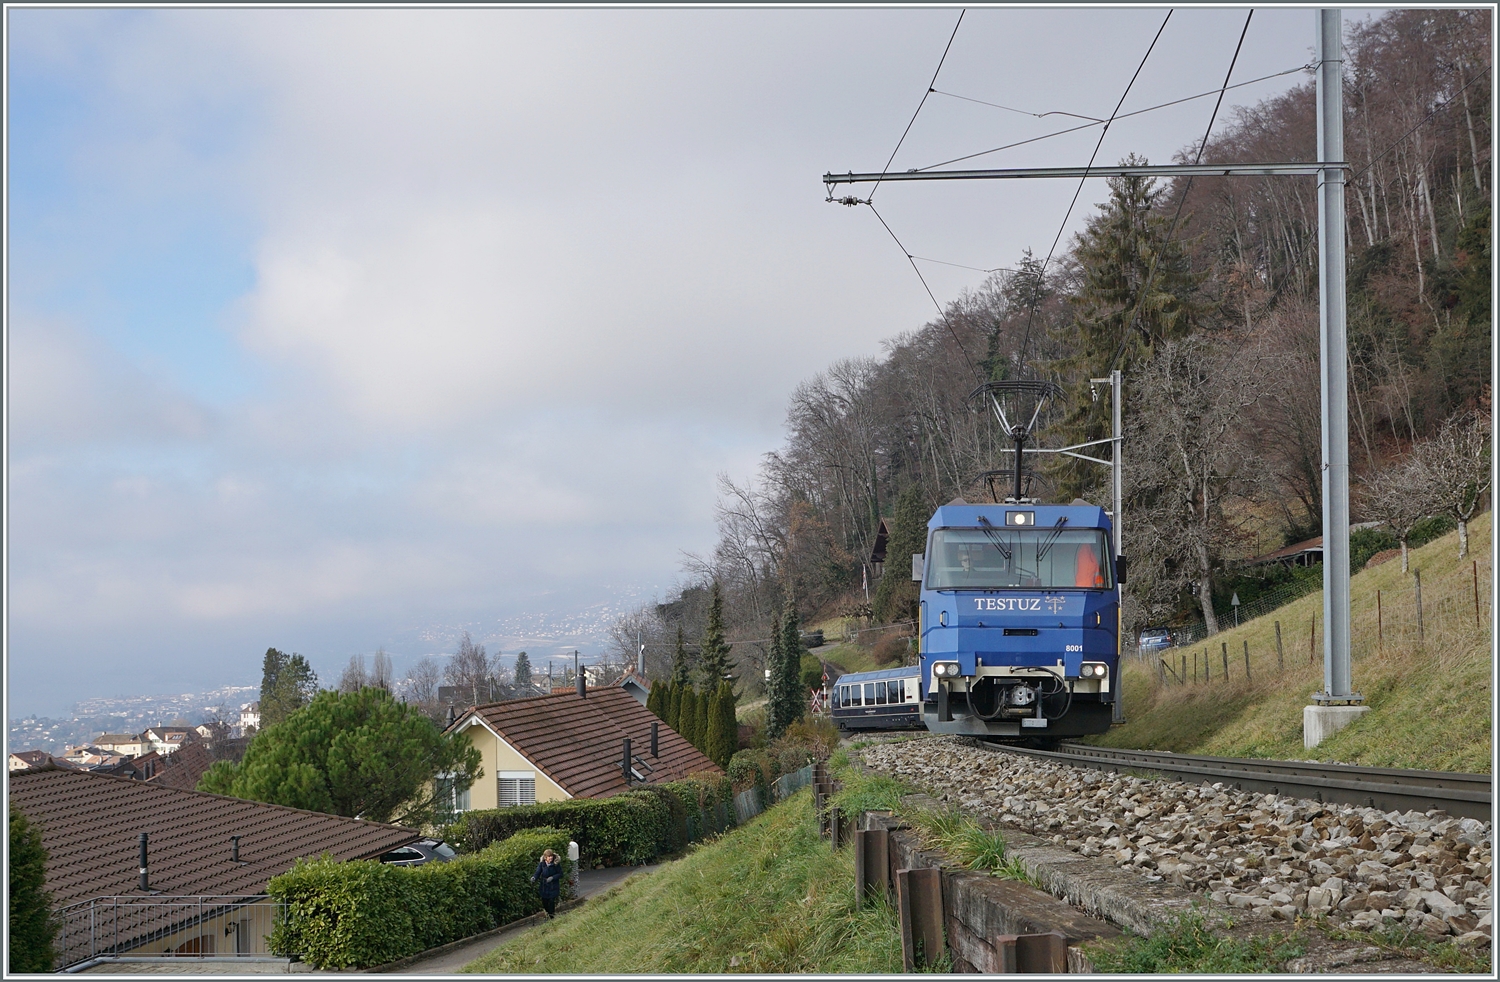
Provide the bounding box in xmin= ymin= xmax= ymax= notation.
xmin=1376 ymin=591 xmax=1382 ymax=646
xmin=1414 ymin=569 xmax=1424 ymax=641
xmin=1310 ymin=616 xmax=1316 ymax=663
xmin=1275 ymin=620 xmax=1284 ymax=671
xmin=1221 ymin=641 xmax=1229 ymax=680
xmin=1243 ymin=639 xmax=1251 ymax=681
xmin=1474 ymin=561 xmax=1481 ymax=628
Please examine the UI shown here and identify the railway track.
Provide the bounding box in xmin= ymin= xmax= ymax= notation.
xmin=979 ymin=741 xmax=1493 ymax=822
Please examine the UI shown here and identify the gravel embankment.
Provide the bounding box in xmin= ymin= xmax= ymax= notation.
xmin=860 ymin=737 xmax=1492 ymax=947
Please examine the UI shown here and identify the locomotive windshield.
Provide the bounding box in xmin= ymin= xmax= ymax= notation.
xmin=925 ymin=527 xmax=1113 ymax=590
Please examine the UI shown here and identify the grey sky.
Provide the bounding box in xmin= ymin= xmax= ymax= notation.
xmin=7 ymin=6 xmax=1347 ymax=715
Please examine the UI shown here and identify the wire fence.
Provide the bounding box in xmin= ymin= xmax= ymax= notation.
xmin=731 ymin=764 xmax=816 ymax=824
xmin=1152 ymin=559 xmax=1490 ymax=687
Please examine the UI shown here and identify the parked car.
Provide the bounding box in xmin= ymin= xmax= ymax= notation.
xmin=1137 ymin=627 xmax=1176 ymax=653
xmin=378 ymin=838 xmax=457 ymax=867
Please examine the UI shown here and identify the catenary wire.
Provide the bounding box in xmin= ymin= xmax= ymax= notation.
xmin=1013 ymin=9 xmax=1174 ymax=380
xmin=920 ymin=62 xmax=1311 ymax=172
xmin=870 ymin=9 xmax=966 ymax=202
xmin=1106 ymin=8 xmax=1255 ymax=374
xmin=868 ymin=203 xmax=981 ymax=378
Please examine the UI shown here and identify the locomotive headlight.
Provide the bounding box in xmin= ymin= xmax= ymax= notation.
xmin=1082 ymin=662 xmax=1108 ymax=677
xmin=933 ymin=661 xmax=960 ymax=679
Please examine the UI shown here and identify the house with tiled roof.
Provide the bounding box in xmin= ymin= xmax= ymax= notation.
xmin=145 ymin=741 xmax=217 ymax=791
xmin=613 ymin=668 xmax=652 ymax=706
xmin=8 ymin=748 xmax=54 ymax=772
xmin=94 ymin=732 xmax=150 ymax=757
xmin=445 ymin=686 xmax=720 ymax=812
xmin=144 ymin=726 xmax=201 ymax=756
xmin=8 ymin=767 xmax=424 ymax=967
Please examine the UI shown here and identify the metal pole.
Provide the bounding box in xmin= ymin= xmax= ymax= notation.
xmin=1316 ymin=8 xmax=1357 ymax=705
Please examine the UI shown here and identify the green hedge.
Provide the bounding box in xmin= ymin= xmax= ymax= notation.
xmin=447 ymin=777 xmax=734 ymax=865
xmin=267 ymin=827 xmax=570 ymax=969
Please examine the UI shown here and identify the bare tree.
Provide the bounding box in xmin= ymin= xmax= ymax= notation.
xmin=370 ymin=648 xmax=394 ymax=691
xmin=1129 ymin=335 xmax=1280 ymax=634
xmin=1413 ymin=410 xmax=1492 ymax=558
xmin=445 ymin=632 xmax=491 ymax=705
xmin=1359 ymin=457 xmax=1431 ymax=573
xmin=338 ymin=654 xmax=368 ymax=694
xmin=405 ymin=657 xmax=441 ymax=705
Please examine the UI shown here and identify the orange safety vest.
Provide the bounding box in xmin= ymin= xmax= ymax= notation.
xmin=1075 ymin=545 xmax=1104 ymax=588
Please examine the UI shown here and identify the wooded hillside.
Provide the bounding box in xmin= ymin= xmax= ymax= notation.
xmin=618 ymin=10 xmax=1491 ymax=689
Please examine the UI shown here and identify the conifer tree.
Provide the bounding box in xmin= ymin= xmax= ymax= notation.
xmin=671 ymin=625 xmax=692 ymax=686
xmin=664 ymin=681 xmax=681 ymax=730
xmin=872 ymin=486 xmax=928 ymax=626
xmin=765 ymin=609 xmax=791 ymax=740
xmin=646 ymin=680 xmax=664 ymax=720
xmin=512 ymin=651 xmax=532 ymax=688
xmin=698 ymin=581 xmax=733 ymax=687
xmin=8 ymin=811 xmax=57 ymax=972
xmin=678 ymin=686 xmax=699 ymax=746
xmin=780 ymin=594 xmax=807 ymax=728
xmin=694 ymin=688 xmax=710 ymax=753
xmin=706 ymin=680 xmax=737 ymax=768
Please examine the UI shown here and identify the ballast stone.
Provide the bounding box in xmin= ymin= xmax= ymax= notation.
xmin=859 ymin=737 xmax=1492 ymax=941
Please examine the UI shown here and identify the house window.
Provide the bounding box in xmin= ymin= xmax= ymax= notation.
xmin=434 ymin=773 xmax=471 ymax=822
xmin=498 ymin=771 xmax=536 ymax=807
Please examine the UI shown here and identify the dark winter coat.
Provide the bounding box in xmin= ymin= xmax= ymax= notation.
xmin=531 ymin=858 xmax=562 ymax=900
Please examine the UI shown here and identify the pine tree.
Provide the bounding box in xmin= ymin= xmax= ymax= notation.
xmin=678 ymin=686 xmax=699 ymax=746
xmin=8 ymin=811 xmax=57 ymax=972
xmin=780 ymin=595 xmax=807 ymax=728
xmin=671 ymin=625 xmax=692 ymax=686
xmin=699 ymin=581 xmax=733 ymax=687
xmin=513 ymin=651 xmax=532 ymax=688
xmin=259 ymin=648 xmax=320 ymax=728
xmin=1048 ymin=155 xmax=1204 ymax=498
xmin=872 ymin=486 xmax=928 ymax=625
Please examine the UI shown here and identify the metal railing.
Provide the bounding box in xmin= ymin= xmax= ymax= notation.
xmin=54 ymin=895 xmax=284 ymax=969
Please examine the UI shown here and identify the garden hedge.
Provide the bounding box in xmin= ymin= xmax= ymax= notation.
xmin=446 ymin=775 xmax=734 ymax=864
xmin=267 ymin=827 xmax=569 ymax=969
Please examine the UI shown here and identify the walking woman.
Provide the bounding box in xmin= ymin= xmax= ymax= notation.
xmin=530 ymin=848 xmax=563 ymax=918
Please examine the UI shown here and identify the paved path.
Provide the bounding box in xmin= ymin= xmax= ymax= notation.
xmin=377 ymin=863 xmax=661 ymax=975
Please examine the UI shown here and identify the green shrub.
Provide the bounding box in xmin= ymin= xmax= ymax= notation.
xmin=268 ymin=827 xmax=569 ymax=969
xmin=9 ymin=811 xmax=58 ymax=973
xmin=448 ymin=776 xmax=735 ymax=865
xmin=447 ymin=796 xmax=666 ymax=866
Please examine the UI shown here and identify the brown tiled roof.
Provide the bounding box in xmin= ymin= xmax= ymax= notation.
xmin=454 ymin=687 xmax=721 ymax=799
xmin=6 ymin=768 xmax=422 ymax=908
xmin=146 ymin=742 xmax=216 ymax=791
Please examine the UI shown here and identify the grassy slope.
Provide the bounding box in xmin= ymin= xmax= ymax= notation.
xmin=461 ymin=790 xmax=903 ymax=974
xmin=1091 ymin=513 xmax=1492 ymax=772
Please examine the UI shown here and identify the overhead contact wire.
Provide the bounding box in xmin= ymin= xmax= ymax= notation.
xmin=870 ymin=9 xmax=966 ymax=202
xmin=1107 ymin=8 xmax=1254 ymax=374
xmin=1014 ymin=8 xmax=1174 ymax=380
xmin=868 ymin=203 xmax=981 ymax=378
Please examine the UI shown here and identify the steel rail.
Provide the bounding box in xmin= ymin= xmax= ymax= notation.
xmin=977 ymin=742 xmax=1492 ymax=821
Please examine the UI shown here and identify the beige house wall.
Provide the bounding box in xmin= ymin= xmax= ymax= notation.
xmin=457 ymin=717 xmax=570 ymax=811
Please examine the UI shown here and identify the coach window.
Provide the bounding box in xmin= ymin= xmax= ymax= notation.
xmin=864 ymin=682 xmax=876 ymax=705
xmin=875 ymin=683 xmax=887 ymax=706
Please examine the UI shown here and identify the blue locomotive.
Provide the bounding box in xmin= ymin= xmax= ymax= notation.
xmin=917 ymin=499 xmax=1123 ymax=739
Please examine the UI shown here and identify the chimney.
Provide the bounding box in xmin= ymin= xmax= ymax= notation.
xmin=230 ymin=835 xmax=241 ymax=863
xmin=650 ymin=722 xmax=659 ymax=758
xmin=446 ymin=705 xmax=456 ymax=726
xmin=575 ymin=650 xmax=584 ymax=698
xmin=621 ymin=738 xmax=632 ymax=784
xmin=138 ymin=833 xmax=150 ymax=892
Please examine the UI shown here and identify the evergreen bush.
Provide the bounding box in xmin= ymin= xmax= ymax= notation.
xmin=268 ymin=827 xmax=569 ymax=969
xmin=8 ymin=810 xmax=57 ymax=973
